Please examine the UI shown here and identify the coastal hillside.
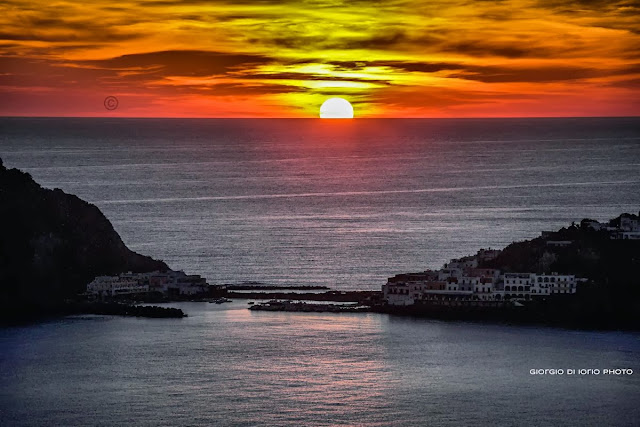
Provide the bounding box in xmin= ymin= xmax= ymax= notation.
xmin=481 ymin=214 xmax=640 ymax=327
xmin=482 ymin=214 xmax=640 ymax=284
xmin=0 ymin=158 xmax=168 ymax=311
xmin=383 ymin=212 xmax=640 ymax=329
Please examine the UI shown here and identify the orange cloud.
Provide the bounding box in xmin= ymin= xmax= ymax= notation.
xmin=0 ymin=0 xmax=638 ymax=117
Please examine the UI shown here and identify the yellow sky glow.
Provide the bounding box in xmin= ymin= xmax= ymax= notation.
xmin=0 ymin=0 xmax=638 ymax=117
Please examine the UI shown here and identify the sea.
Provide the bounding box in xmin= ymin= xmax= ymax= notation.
xmin=1 ymin=117 xmax=639 ymax=290
xmin=1 ymin=117 xmax=639 ymax=426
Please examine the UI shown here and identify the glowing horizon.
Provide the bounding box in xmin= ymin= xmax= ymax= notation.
xmin=1 ymin=0 xmax=639 ymax=118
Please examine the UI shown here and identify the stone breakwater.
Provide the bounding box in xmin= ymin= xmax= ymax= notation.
xmin=77 ymin=302 xmax=187 ymax=318
xmin=249 ymin=301 xmax=371 ymax=313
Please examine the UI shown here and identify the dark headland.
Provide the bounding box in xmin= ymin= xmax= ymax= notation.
xmin=0 ymin=158 xmax=184 ymax=322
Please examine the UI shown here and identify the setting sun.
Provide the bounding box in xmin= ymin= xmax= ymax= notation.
xmin=320 ymin=98 xmax=354 ymax=119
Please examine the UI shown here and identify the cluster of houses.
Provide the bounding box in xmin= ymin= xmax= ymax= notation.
xmin=382 ymin=248 xmax=584 ymax=306
xmin=581 ymin=212 xmax=640 ymax=240
xmin=86 ymin=270 xmax=220 ymax=298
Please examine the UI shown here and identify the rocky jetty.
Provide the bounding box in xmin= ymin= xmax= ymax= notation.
xmin=72 ymin=302 xmax=186 ymax=318
xmin=228 ymin=290 xmax=381 ymax=303
xmin=0 ymin=158 xmax=168 ymax=321
xmin=249 ymin=300 xmax=370 ymax=313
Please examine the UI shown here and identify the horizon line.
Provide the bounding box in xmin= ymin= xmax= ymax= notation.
xmin=1 ymin=115 xmax=639 ymax=120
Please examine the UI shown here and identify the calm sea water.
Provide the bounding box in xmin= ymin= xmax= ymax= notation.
xmin=1 ymin=118 xmax=640 ymax=426
xmin=1 ymin=303 xmax=639 ymax=426
xmin=1 ymin=117 xmax=638 ymax=290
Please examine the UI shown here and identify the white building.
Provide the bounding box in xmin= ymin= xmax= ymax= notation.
xmin=445 ymin=255 xmax=478 ymax=270
xmin=533 ymin=273 xmax=576 ymax=295
xmin=529 ymin=276 xmax=551 ymax=297
xmin=464 ymin=268 xmax=500 ymax=300
xmin=619 ymin=214 xmax=640 ymax=232
xmin=383 ymin=280 xmax=452 ymax=306
xmin=382 ymin=272 xmax=442 ymax=306
xmin=86 ymin=270 xmax=209 ymax=298
xmin=173 ymin=273 xmax=208 ymax=295
xmin=87 ymin=275 xmax=149 ymax=297
xmin=476 ymin=248 xmax=501 ymax=263
xmin=438 ymin=267 xmax=463 ymax=281
xmin=382 ymin=282 xmax=415 ymax=306
xmin=501 ymin=273 xmax=534 ymax=301
xmin=611 ymin=231 xmax=640 ymax=240
xmin=147 ymin=270 xmax=208 ymax=295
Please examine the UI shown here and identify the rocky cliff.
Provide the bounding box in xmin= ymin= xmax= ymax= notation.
xmin=0 ymin=158 xmax=168 ymax=311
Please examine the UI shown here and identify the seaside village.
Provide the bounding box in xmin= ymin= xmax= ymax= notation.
xmin=86 ymin=270 xmax=220 ymax=299
xmin=382 ymin=248 xmax=583 ymax=307
xmin=383 ymin=214 xmax=640 ymax=307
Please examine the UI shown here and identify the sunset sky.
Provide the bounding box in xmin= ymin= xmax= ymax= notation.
xmin=1 ymin=0 xmax=639 ymax=117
